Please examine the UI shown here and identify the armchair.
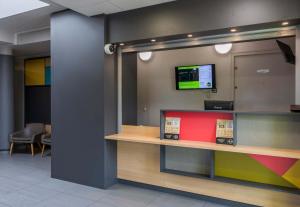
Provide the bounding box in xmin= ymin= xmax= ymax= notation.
xmin=9 ymin=123 xmax=45 ymax=156
xmin=41 ymin=125 xmax=51 ymax=157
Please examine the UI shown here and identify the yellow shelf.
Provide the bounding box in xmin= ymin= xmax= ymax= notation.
xmin=105 ymin=133 xmax=300 ymax=159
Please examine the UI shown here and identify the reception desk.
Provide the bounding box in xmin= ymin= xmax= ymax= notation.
xmin=105 ymin=110 xmax=300 ymax=207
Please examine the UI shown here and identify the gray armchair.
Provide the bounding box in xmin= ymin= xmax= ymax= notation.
xmin=41 ymin=125 xmax=51 ymax=157
xmin=41 ymin=134 xmax=51 ymax=157
xmin=9 ymin=123 xmax=45 ymax=156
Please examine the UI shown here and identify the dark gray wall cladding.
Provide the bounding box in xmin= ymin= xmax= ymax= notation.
xmin=108 ymin=0 xmax=300 ymax=42
xmin=51 ymin=10 xmax=117 ymax=188
xmin=104 ymin=53 xmax=118 ymax=187
xmin=122 ymin=53 xmax=137 ymax=125
xmin=0 ymin=55 xmax=14 ymax=150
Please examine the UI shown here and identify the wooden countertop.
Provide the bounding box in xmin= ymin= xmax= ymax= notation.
xmin=105 ymin=129 xmax=300 ymax=159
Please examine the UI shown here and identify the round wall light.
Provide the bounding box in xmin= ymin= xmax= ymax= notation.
xmin=138 ymin=51 xmax=153 ymax=61
xmin=214 ymin=43 xmax=233 ymax=54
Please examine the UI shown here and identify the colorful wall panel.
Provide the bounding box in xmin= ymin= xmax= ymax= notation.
xmin=25 ymin=57 xmax=51 ymax=86
xmin=215 ymin=151 xmax=299 ymax=188
xmin=164 ymin=111 xmax=233 ymax=142
xmin=24 ymin=57 xmax=51 ymax=124
xmin=45 ymin=66 xmax=51 ymax=86
xmin=283 ymin=160 xmax=300 ymax=188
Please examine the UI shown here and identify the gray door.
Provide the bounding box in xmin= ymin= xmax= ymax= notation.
xmin=234 ymin=52 xmax=295 ymax=112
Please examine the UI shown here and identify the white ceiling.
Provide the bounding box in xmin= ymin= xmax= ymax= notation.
xmin=0 ymin=0 xmax=175 ymax=55
xmin=0 ymin=4 xmax=63 ymax=34
xmin=0 ymin=0 xmax=49 ymax=19
xmin=47 ymin=0 xmax=175 ymax=16
xmin=0 ymin=3 xmax=64 ymax=45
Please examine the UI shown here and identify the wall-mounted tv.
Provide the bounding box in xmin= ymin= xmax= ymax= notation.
xmin=175 ymin=64 xmax=216 ymax=90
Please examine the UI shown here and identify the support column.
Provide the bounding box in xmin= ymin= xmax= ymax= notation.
xmin=51 ymin=11 xmax=117 ymax=188
xmin=0 ymin=50 xmax=14 ymax=150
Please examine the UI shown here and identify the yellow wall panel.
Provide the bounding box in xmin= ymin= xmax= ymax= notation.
xmin=25 ymin=59 xmax=45 ymax=86
xmin=215 ymin=151 xmax=295 ymax=188
xmin=283 ymin=160 xmax=300 ymax=188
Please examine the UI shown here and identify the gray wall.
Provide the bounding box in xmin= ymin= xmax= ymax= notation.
xmin=137 ymin=46 xmax=231 ymax=126
xmin=237 ymin=114 xmax=300 ymax=149
xmin=14 ymin=51 xmax=50 ymax=131
xmin=14 ymin=58 xmax=25 ymax=131
xmin=51 ymin=10 xmax=117 ymax=188
xmin=109 ymin=0 xmax=300 ymax=43
xmin=122 ymin=53 xmax=137 ymax=125
xmin=135 ymin=37 xmax=295 ymax=175
xmin=137 ymin=37 xmax=295 ymax=126
xmin=0 ymin=55 xmax=14 ymax=150
xmin=104 ymin=53 xmax=118 ymax=187
xmin=296 ymin=27 xmax=300 ymax=104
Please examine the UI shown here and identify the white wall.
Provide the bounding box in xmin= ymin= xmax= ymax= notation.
xmin=16 ymin=28 xmax=50 ymax=45
xmin=0 ymin=46 xmax=12 ymax=55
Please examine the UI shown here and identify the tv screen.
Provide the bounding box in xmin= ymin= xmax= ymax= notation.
xmin=175 ymin=64 xmax=216 ymax=90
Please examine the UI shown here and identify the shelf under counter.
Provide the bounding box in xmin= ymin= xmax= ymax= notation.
xmin=105 ymin=132 xmax=300 ymax=159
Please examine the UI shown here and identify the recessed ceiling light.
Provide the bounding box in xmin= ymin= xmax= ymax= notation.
xmin=119 ymin=43 xmax=125 ymax=46
xmin=230 ymin=28 xmax=237 ymax=32
xmin=187 ymin=34 xmax=193 ymax=38
xmin=0 ymin=0 xmax=49 ymax=19
xmin=282 ymin=21 xmax=289 ymax=26
xmin=151 ymin=39 xmax=156 ymax=42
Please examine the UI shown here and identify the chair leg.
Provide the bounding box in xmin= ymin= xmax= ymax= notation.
xmin=9 ymin=143 xmax=14 ymax=156
xmin=38 ymin=142 xmax=42 ymax=150
xmin=31 ymin=144 xmax=34 ymax=156
xmin=41 ymin=144 xmax=45 ymax=157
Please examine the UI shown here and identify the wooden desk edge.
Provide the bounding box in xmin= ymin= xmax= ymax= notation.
xmin=105 ymin=134 xmax=300 ymax=159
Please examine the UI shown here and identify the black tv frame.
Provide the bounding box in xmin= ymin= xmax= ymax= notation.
xmin=175 ymin=64 xmax=216 ymax=90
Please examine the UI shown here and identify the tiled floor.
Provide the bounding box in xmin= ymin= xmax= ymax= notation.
xmin=0 ymin=152 xmax=231 ymax=207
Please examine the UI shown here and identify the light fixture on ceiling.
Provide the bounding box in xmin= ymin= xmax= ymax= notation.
xmin=151 ymin=39 xmax=156 ymax=42
xmin=139 ymin=51 xmax=153 ymax=61
xmin=214 ymin=43 xmax=233 ymax=54
xmin=119 ymin=43 xmax=125 ymax=46
xmin=282 ymin=21 xmax=289 ymax=26
xmin=230 ymin=28 xmax=237 ymax=32
xmin=0 ymin=0 xmax=49 ymax=19
xmin=187 ymin=34 xmax=193 ymax=38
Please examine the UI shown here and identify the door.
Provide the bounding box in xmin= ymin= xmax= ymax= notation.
xmin=234 ymin=52 xmax=295 ymax=112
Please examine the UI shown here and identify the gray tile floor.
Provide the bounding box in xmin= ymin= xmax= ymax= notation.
xmin=0 ymin=152 xmax=231 ymax=207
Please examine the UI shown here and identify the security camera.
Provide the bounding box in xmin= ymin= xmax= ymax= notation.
xmin=104 ymin=44 xmax=115 ymax=55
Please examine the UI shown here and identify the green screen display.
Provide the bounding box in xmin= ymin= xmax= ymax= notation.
xmin=176 ymin=64 xmax=215 ymax=90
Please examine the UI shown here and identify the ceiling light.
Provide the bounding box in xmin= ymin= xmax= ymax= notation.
xmin=0 ymin=0 xmax=49 ymax=19
xmin=282 ymin=21 xmax=289 ymax=26
xmin=187 ymin=34 xmax=193 ymax=38
xmin=151 ymin=39 xmax=156 ymax=42
xmin=230 ymin=28 xmax=237 ymax=32
xmin=139 ymin=52 xmax=153 ymax=61
xmin=214 ymin=43 xmax=233 ymax=54
xmin=119 ymin=43 xmax=125 ymax=46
